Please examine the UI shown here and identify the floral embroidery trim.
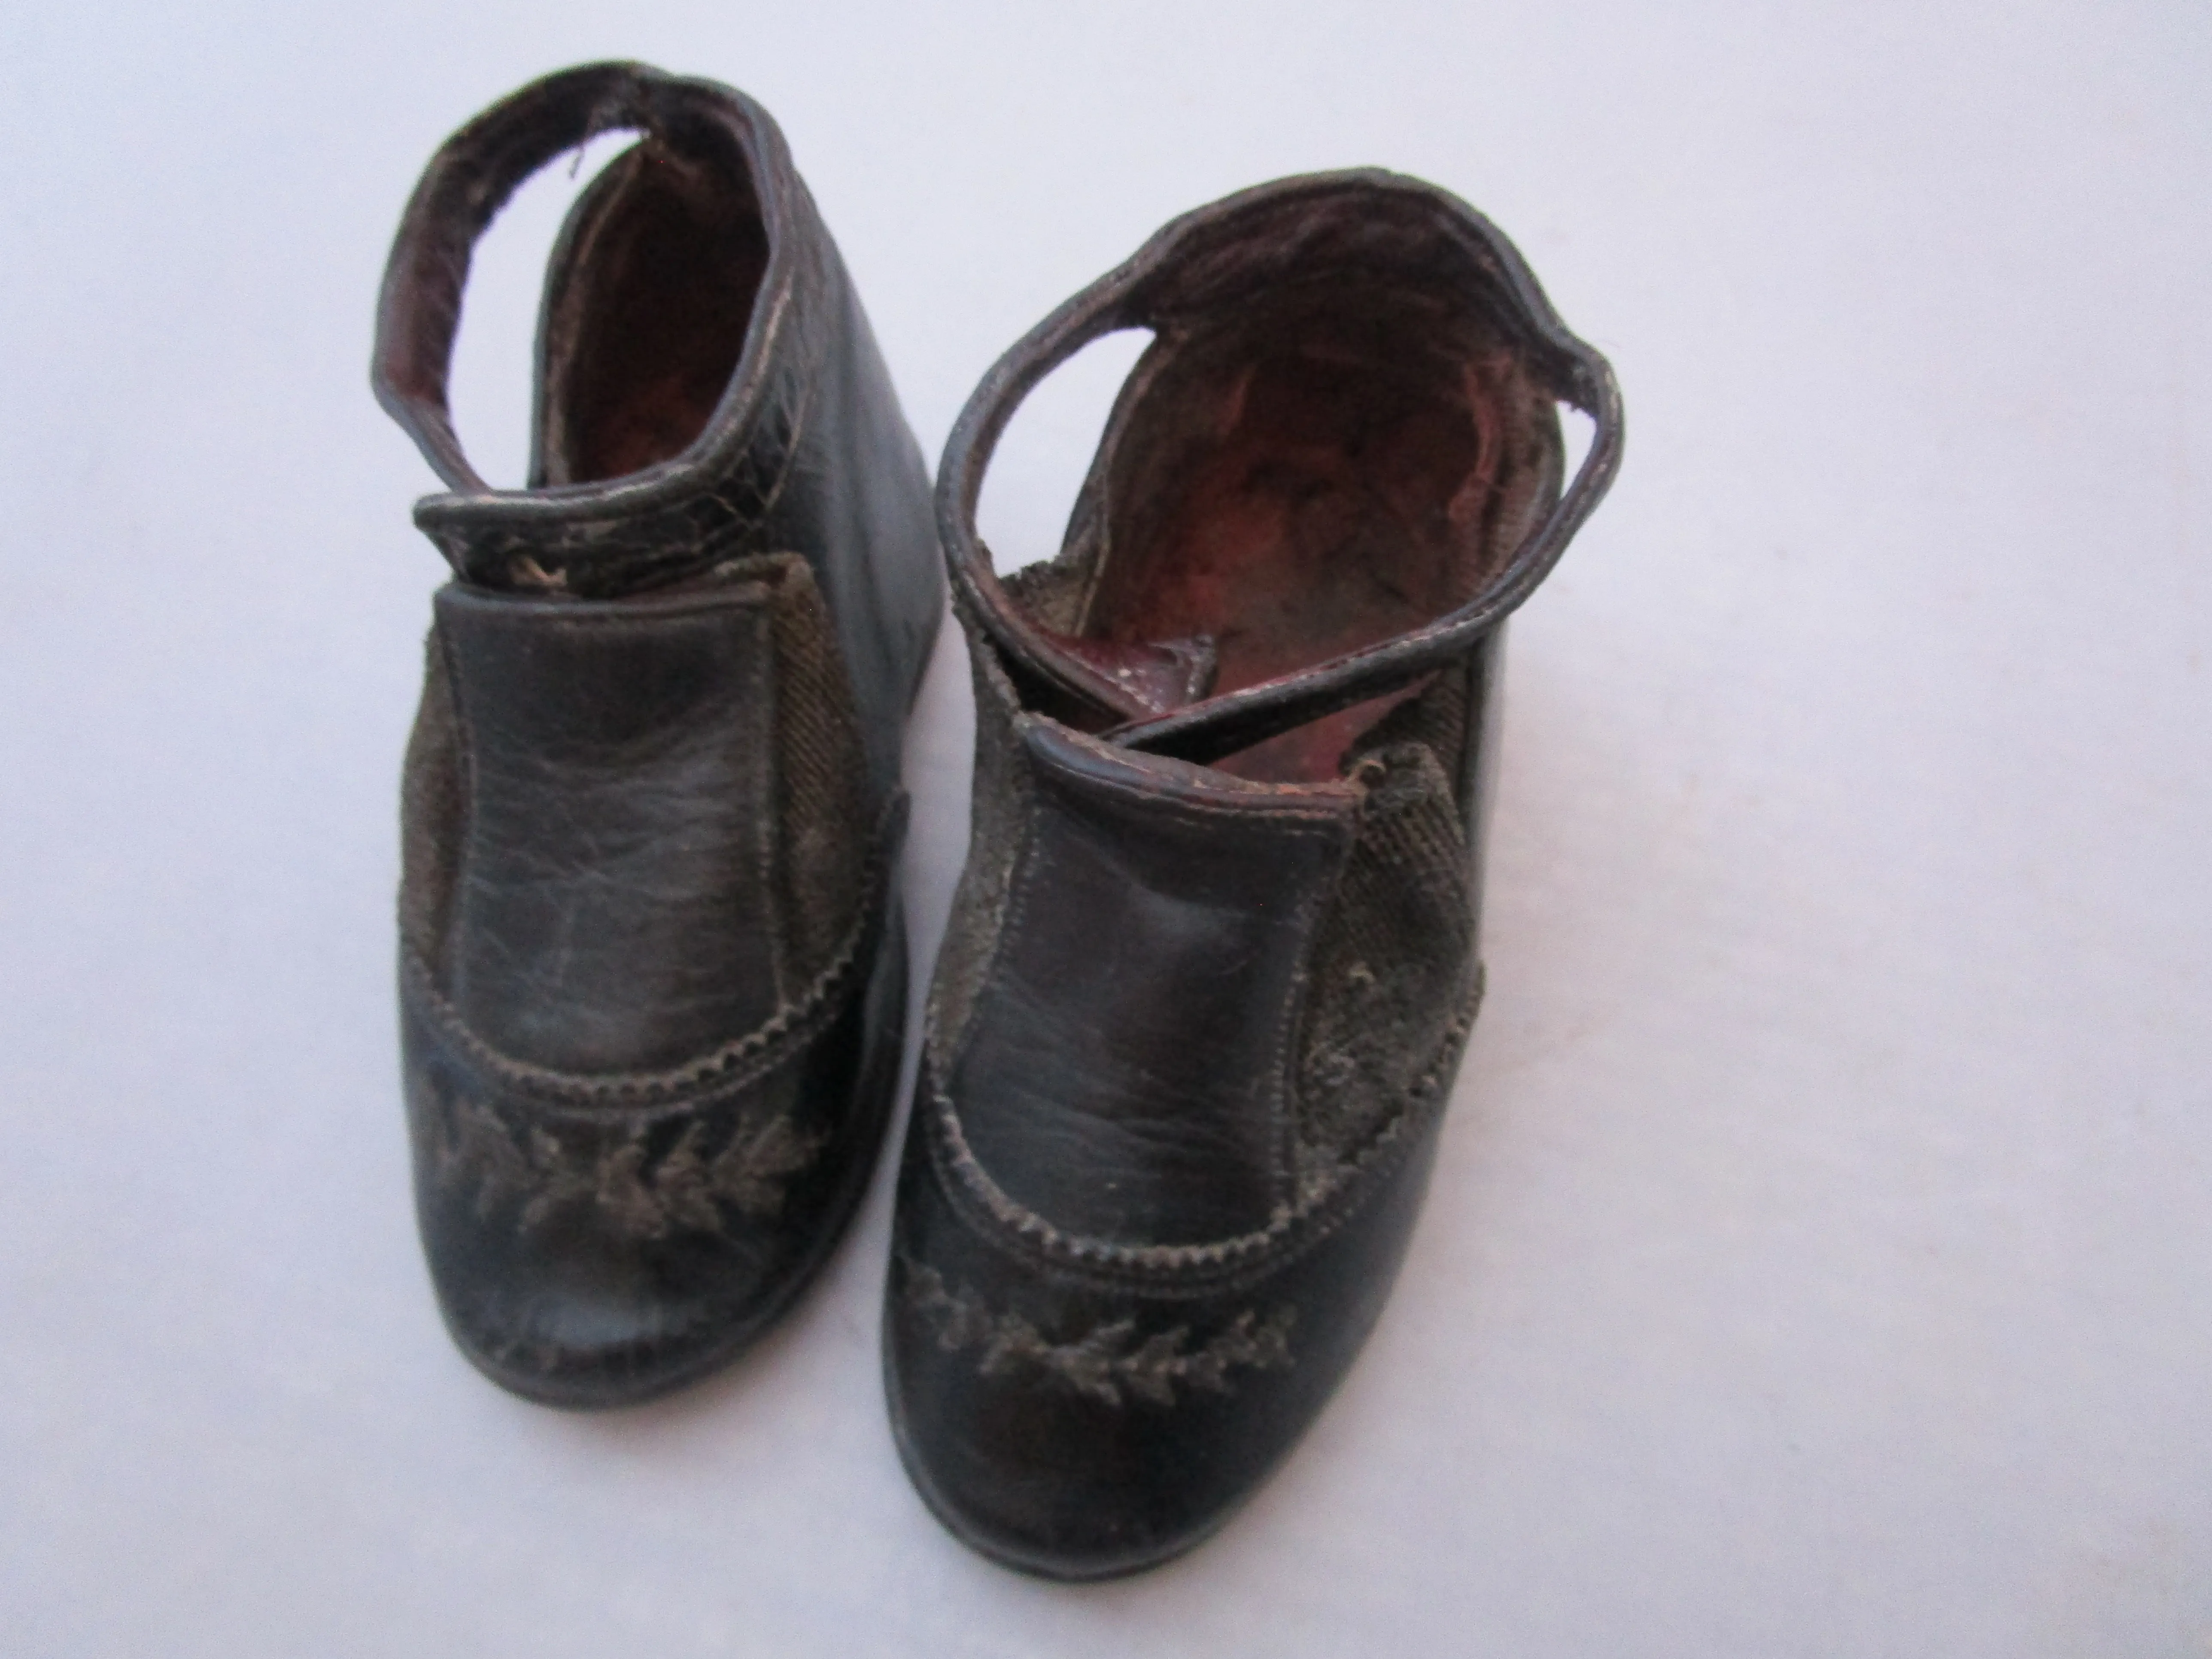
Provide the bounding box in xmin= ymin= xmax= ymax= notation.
xmin=903 ymin=1262 xmax=1294 ymax=1408
xmin=434 ymin=1094 xmax=826 ymax=1240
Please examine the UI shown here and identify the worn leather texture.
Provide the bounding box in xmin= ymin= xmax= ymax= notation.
xmin=949 ymin=723 xmax=1361 ymax=1244
xmin=887 ymin=171 xmax=1619 ymax=1576
xmin=431 ymin=583 xmax=787 ymax=1073
xmin=375 ymin=64 xmax=942 ymax=1407
xmin=374 ymin=60 xmax=939 ymax=795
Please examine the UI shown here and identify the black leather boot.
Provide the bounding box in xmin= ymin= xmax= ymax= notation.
xmin=373 ymin=63 xmax=941 ymax=1407
xmin=885 ymin=171 xmax=1620 ymax=1575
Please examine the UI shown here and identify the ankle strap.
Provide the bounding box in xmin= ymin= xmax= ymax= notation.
xmin=370 ymin=61 xmax=789 ymax=495
xmin=936 ymin=170 xmax=1623 ymax=769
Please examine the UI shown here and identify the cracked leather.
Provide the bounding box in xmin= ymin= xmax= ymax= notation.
xmin=374 ymin=64 xmax=942 ymax=1407
xmin=949 ymin=723 xmax=1361 ymax=1245
xmin=886 ymin=170 xmax=1621 ymax=1577
xmin=432 ymin=584 xmax=786 ymax=1072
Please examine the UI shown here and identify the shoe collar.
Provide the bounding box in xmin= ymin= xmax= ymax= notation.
xmin=371 ymin=61 xmax=818 ymax=594
xmin=939 ymin=169 xmax=1623 ymax=770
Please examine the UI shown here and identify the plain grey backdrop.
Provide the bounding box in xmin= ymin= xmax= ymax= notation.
xmin=4 ymin=2 xmax=2209 ymax=1653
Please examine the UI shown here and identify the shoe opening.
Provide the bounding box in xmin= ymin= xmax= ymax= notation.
xmin=1071 ymin=270 xmax=1561 ymax=782
xmin=532 ymin=135 xmax=769 ymax=487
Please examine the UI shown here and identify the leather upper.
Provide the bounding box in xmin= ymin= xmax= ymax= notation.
xmin=375 ymin=61 xmax=938 ymax=797
xmin=433 ymin=582 xmax=786 ymax=1072
xmin=377 ymin=64 xmax=942 ymax=1405
xmin=887 ymin=169 xmax=1620 ymax=1576
xmin=948 ymin=723 xmax=1362 ymax=1245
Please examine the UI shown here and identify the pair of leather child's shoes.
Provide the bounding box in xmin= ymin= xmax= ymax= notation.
xmin=375 ymin=61 xmax=1620 ymax=1580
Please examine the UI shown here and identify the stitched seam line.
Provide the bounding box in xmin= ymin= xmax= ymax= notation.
xmin=933 ymin=769 xmax=1043 ymax=1085
xmin=407 ymin=793 xmax=903 ymax=1109
xmin=921 ymin=659 xmax=1036 ymax=1080
xmin=741 ymin=304 xmax=817 ymax=530
xmin=1010 ymin=742 xmax=1358 ymax=1216
xmin=1025 ymin=726 xmax=1358 ymax=830
xmin=469 ymin=592 xmax=775 ymax=631
xmin=1258 ymin=812 xmax=1360 ymax=1212
xmin=920 ymin=969 xmax=1482 ymax=1294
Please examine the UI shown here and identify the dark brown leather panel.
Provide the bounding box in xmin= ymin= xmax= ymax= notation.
xmin=948 ymin=725 xmax=1359 ymax=1244
xmin=434 ymin=581 xmax=782 ymax=1075
xmin=406 ymin=878 xmax=908 ymax=1408
xmin=378 ymin=64 xmax=942 ymax=1404
xmin=887 ymin=1045 xmax=1451 ymax=1580
xmin=891 ymin=168 xmax=1618 ymax=1576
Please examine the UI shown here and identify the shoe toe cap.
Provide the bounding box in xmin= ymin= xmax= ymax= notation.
xmin=422 ymin=1206 xmax=784 ymax=1407
xmin=401 ymin=908 xmax=908 ymax=1407
xmin=884 ymin=1287 xmax=1278 ymax=1579
xmin=883 ymin=1076 xmax=1449 ymax=1574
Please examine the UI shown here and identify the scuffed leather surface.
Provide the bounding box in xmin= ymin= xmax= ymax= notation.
xmin=893 ymin=639 xmax=1485 ymax=1575
xmin=890 ymin=171 xmax=1616 ymax=1575
xmin=379 ymin=64 xmax=942 ymax=1405
xmin=947 ymin=723 xmax=1359 ymax=1244
xmin=887 ymin=1039 xmax=1454 ymax=1580
xmin=374 ymin=61 xmax=941 ymax=799
xmin=409 ymin=890 xmax=906 ymax=1407
xmin=434 ymin=583 xmax=783 ymax=1074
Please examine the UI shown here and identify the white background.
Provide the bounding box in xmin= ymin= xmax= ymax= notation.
xmin=4 ymin=3 xmax=2209 ymax=1654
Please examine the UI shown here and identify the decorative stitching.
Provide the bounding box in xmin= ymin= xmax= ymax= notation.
xmin=920 ymin=648 xmax=1036 ymax=1076
xmin=922 ymin=969 xmax=1482 ymax=1291
xmin=1023 ymin=714 xmax=1362 ymax=828
xmin=902 ymin=1262 xmax=1294 ymax=1407
xmin=401 ymin=791 xmax=904 ymax=1108
xmin=434 ymin=1090 xmax=825 ymax=1240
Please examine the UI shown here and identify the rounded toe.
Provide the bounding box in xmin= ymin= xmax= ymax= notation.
xmin=403 ymin=904 xmax=908 ymax=1408
xmin=424 ymin=1212 xmax=788 ymax=1408
xmin=881 ymin=1064 xmax=1450 ymax=1572
xmin=884 ymin=1299 xmax=1257 ymax=1580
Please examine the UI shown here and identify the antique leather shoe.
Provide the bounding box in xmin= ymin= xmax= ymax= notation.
xmin=373 ymin=64 xmax=941 ymax=1407
xmin=884 ymin=171 xmax=1621 ymax=1575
